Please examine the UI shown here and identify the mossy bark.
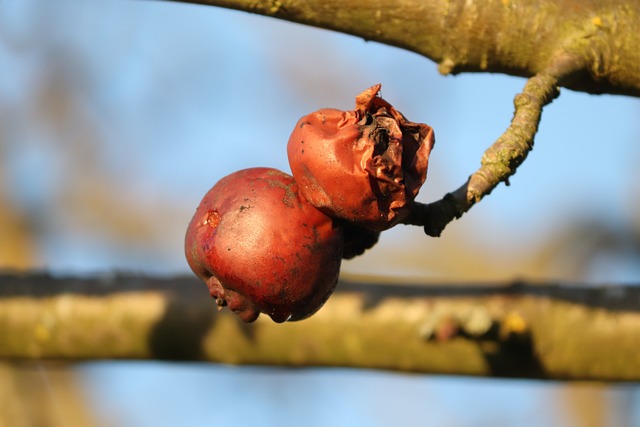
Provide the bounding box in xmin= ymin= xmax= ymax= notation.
xmin=1 ymin=274 xmax=639 ymax=381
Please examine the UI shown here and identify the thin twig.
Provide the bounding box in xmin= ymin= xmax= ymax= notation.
xmin=404 ymin=56 xmax=585 ymax=236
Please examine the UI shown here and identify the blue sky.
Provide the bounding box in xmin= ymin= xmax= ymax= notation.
xmin=78 ymin=362 xmax=637 ymax=427
xmin=2 ymin=0 xmax=639 ymax=279
xmin=1 ymin=1 xmax=639 ymax=425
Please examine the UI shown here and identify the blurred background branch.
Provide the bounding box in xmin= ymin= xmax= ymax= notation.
xmin=1 ymin=274 xmax=639 ymax=381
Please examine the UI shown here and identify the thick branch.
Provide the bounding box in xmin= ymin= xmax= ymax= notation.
xmin=168 ymin=0 xmax=640 ymax=97
xmin=1 ymin=273 xmax=639 ymax=381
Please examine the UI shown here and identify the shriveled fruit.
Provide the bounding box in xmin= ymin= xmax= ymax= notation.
xmin=185 ymin=167 xmax=343 ymax=323
xmin=287 ymin=84 xmax=435 ymax=231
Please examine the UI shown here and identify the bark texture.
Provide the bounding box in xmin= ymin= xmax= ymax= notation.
xmin=171 ymin=0 xmax=640 ymax=97
xmin=1 ymin=274 xmax=639 ymax=381
xmin=404 ymin=70 xmax=561 ymax=235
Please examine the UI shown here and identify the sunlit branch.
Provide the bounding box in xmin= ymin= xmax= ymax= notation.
xmin=1 ymin=274 xmax=640 ymax=381
xmin=403 ymin=55 xmax=589 ymax=235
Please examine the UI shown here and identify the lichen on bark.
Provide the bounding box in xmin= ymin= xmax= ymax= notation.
xmin=2 ymin=275 xmax=640 ymax=380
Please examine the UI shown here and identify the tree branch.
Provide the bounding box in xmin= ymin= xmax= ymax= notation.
xmin=167 ymin=0 xmax=640 ymax=97
xmin=403 ymin=58 xmax=578 ymax=235
xmin=1 ymin=273 xmax=639 ymax=381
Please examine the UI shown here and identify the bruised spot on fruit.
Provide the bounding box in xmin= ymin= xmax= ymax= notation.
xmin=205 ymin=210 xmax=221 ymax=228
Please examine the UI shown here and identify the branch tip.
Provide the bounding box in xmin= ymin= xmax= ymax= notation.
xmin=406 ymin=56 xmax=579 ymax=236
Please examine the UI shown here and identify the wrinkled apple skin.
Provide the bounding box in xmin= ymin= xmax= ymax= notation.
xmin=287 ymin=84 xmax=435 ymax=231
xmin=185 ymin=168 xmax=343 ymax=323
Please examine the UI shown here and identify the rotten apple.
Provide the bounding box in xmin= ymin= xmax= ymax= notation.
xmin=287 ymin=84 xmax=435 ymax=231
xmin=185 ymin=167 xmax=343 ymax=323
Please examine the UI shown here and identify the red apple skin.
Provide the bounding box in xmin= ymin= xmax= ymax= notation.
xmin=287 ymin=84 xmax=435 ymax=231
xmin=185 ymin=167 xmax=343 ymax=323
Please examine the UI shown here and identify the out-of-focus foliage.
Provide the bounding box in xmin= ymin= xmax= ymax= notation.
xmin=0 ymin=363 xmax=99 ymax=427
